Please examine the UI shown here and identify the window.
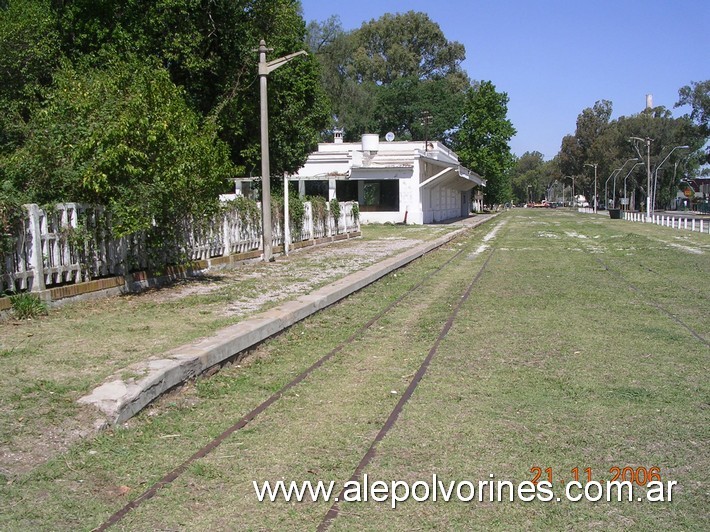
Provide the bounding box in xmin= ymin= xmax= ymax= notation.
xmin=304 ymin=180 xmax=329 ymax=199
xmin=336 ymin=180 xmax=358 ymax=202
xmin=361 ymin=180 xmax=399 ymax=211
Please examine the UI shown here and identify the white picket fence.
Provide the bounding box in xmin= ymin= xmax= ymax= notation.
xmin=576 ymin=207 xmax=710 ymax=235
xmin=0 ymin=200 xmax=360 ymax=294
xmin=622 ymin=211 xmax=710 ymax=234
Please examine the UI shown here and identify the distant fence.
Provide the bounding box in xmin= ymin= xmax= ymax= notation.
xmin=576 ymin=207 xmax=710 ymax=235
xmin=0 ymin=200 xmax=360 ymax=296
xmin=623 ymin=211 xmax=710 ymax=234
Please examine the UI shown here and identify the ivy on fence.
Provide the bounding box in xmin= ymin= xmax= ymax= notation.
xmin=0 ymin=199 xmax=360 ymax=295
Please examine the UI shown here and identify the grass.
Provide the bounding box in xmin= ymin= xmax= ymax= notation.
xmin=0 ymin=211 xmax=707 ymax=530
xmin=0 ymin=222 xmax=459 ymax=477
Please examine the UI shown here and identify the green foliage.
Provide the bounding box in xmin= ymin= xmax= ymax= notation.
xmin=59 ymin=217 xmax=99 ymax=279
xmin=0 ymin=0 xmax=61 ymax=154
xmin=351 ymin=202 xmax=360 ymax=222
xmin=9 ymin=292 xmax=47 ymax=319
xmin=510 ymin=152 xmax=560 ymax=204
xmin=0 ymin=180 xmax=25 ymax=256
xmin=676 ymin=80 xmax=710 ymax=134
xmin=676 ymin=80 xmax=710 ymax=164
xmin=4 ymin=57 xmax=233 ymax=236
xmin=453 ymin=81 xmax=516 ymax=205
xmin=329 ymin=198 xmax=341 ymax=224
xmin=557 ymin=98 xmax=706 ymax=209
xmin=224 ymin=195 xmax=260 ymax=227
xmin=558 ymin=100 xmax=613 ymax=190
xmin=51 ymin=0 xmax=330 ymax=177
xmin=288 ymin=193 xmax=306 ymax=232
xmin=311 ymin=11 xmax=468 ymax=141
xmin=350 ymin=11 xmax=466 ymax=84
xmin=1 ymin=0 xmax=330 ymax=247
xmin=308 ymin=195 xmax=328 ymax=228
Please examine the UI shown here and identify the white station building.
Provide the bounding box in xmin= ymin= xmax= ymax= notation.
xmin=286 ymin=131 xmax=485 ymax=224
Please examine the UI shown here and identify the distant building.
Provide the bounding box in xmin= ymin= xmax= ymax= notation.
xmin=288 ymin=133 xmax=485 ymax=224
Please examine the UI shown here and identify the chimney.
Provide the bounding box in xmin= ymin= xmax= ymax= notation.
xmin=333 ymin=128 xmax=343 ymax=144
xmin=645 ymin=94 xmax=653 ymax=109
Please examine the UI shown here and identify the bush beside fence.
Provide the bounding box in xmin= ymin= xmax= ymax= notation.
xmin=0 ymin=200 xmax=360 ymax=298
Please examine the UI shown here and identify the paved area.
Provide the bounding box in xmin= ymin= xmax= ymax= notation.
xmin=79 ymin=215 xmax=497 ymax=426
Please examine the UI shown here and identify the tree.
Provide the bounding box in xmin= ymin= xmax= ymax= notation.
xmin=676 ymin=80 xmax=710 ymax=164
xmin=0 ymin=0 xmax=332 ymax=269
xmin=556 ymin=100 xmax=705 ymax=210
xmin=615 ymin=107 xmax=705 ymax=209
xmin=51 ymin=0 xmax=330 ymax=178
xmin=453 ymin=81 xmax=516 ymax=205
xmin=2 ymin=58 xmax=233 ymax=237
xmin=558 ymin=100 xmax=613 ymax=199
xmin=510 ymin=151 xmax=558 ymax=204
xmin=350 ymin=11 xmax=465 ymax=84
xmin=0 ymin=0 xmax=61 ymax=154
xmin=312 ymin=11 xmax=468 ymax=141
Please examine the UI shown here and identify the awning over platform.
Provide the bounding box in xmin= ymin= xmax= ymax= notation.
xmin=419 ymin=165 xmax=484 ymax=191
xmin=348 ymin=166 xmax=414 ymax=180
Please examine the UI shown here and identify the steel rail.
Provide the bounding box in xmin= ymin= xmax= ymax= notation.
xmin=92 ymin=228 xmax=492 ymax=530
xmin=317 ymin=247 xmax=497 ymax=531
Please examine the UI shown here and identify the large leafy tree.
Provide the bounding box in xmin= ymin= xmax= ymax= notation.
xmin=676 ymin=79 xmax=710 ymax=165
xmin=3 ymin=58 xmax=233 ymax=236
xmin=556 ymin=99 xmax=705 ymax=209
xmin=453 ymin=81 xmax=516 ymax=205
xmin=51 ymin=0 xmax=330 ymax=178
xmin=613 ymin=108 xmax=704 ymax=209
xmin=0 ymin=0 xmax=60 ymax=155
xmin=558 ymin=100 xmax=613 ymax=199
xmin=510 ymin=151 xmax=560 ymax=204
xmin=0 ymin=0 xmax=331 ymax=258
xmin=311 ymin=11 xmax=468 ymax=141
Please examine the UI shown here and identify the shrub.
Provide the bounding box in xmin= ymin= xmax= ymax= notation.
xmin=9 ymin=292 xmax=47 ymax=319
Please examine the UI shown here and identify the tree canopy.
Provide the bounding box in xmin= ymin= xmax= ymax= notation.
xmin=310 ymin=11 xmax=470 ymax=143
xmin=676 ymin=80 xmax=710 ymax=165
xmin=453 ymin=81 xmax=516 ymax=205
xmin=4 ymin=57 xmax=232 ymax=236
xmin=556 ymin=97 xmax=706 ymax=209
xmin=0 ymin=0 xmax=330 ymax=242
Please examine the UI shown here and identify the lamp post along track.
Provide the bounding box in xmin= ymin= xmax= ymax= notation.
xmin=92 ymin=223 xmax=500 ymax=531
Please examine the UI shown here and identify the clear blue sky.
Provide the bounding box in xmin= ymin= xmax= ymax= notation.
xmin=299 ymin=0 xmax=709 ymax=160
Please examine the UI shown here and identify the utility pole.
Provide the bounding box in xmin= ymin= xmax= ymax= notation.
xmin=630 ymin=136 xmax=652 ymax=219
xmin=585 ymin=163 xmax=598 ymax=213
xmin=257 ymin=40 xmax=307 ymax=262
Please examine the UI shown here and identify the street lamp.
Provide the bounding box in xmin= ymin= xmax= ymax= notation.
xmin=605 ymin=170 xmax=618 ymax=210
xmin=563 ymin=176 xmax=575 ymax=206
xmin=584 ymin=163 xmax=598 ymax=213
xmin=623 ymin=162 xmax=643 ymax=211
xmin=608 ymin=158 xmax=639 ymax=209
xmin=258 ymin=40 xmax=308 ymax=262
xmin=652 ymin=145 xmax=689 ymax=213
xmin=630 ymin=136 xmax=652 ymax=219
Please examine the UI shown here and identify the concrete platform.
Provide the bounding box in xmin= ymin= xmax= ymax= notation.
xmin=78 ymin=215 xmax=496 ymax=425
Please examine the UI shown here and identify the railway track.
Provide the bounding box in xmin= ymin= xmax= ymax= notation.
xmin=94 ymin=220 xmax=506 ymax=530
